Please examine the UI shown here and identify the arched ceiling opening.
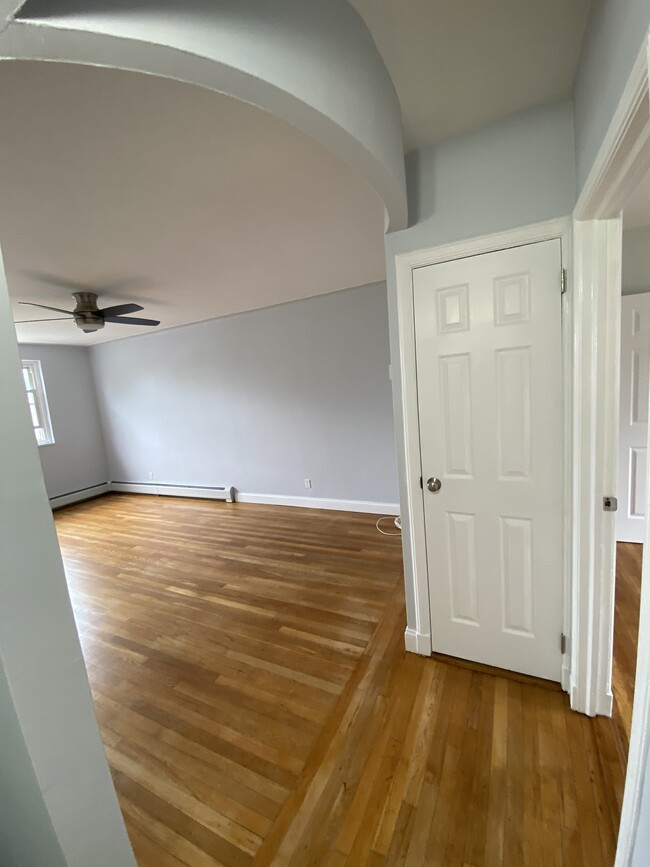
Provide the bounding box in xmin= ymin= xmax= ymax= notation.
xmin=0 ymin=61 xmax=388 ymax=344
xmin=2 ymin=0 xmax=407 ymax=229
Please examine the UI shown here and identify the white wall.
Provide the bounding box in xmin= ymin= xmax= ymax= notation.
xmin=384 ymin=99 xmax=576 ymax=626
xmin=0 ymin=247 xmax=136 ymax=867
xmin=574 ymin=0 xmax=650 ymax=190
xmin=623 ymin=226 xmax=650 ymax=294
xmin=90 ymin=282 xmax=399 ymax=508
xmin=18 ymin=344 xmax=109 ymax=499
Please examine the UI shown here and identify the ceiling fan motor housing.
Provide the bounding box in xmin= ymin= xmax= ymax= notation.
xmin=72 ymin=291 xmax=105 ymax=331
xmin=74 ymin=313 xmax=105 ymax=331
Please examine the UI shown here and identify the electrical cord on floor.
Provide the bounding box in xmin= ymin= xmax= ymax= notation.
xmin=376 ymin=515 xmax=402 ymax=536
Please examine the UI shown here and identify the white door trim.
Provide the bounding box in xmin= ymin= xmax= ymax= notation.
xmin=571 ymin=31 xmax=650 ymax=867
xmin=393 ymin=218 xmax=572 ymax=671
xmin=570 ymin=218 xmax=622 ymax=717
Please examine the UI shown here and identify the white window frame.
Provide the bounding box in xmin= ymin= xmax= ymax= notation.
xmin=21 ymin=359 xmax=55 ymax=446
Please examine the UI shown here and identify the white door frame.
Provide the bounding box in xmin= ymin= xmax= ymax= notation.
xmin=571 ymin=34 xmax=650 ymax=867
xmin=394 ymin=216 xmax=573 ymax=689
xmin=571 ymin=40 xmax=650 ymax=713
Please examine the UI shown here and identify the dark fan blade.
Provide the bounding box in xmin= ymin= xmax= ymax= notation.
xmin=19 ymin=301 xmax=74 ymax=314
xmin=104 ymin=316 xmax=160 ymax=326
xmin=15 ymin=317 xmax=73 ymax=323
xmin=98 ymin=303 xmax=144 ymax=317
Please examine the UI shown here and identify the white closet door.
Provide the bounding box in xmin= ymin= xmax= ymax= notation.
xmin=617 ymin=293 xmax=650 ymax=543
xmin=414 ymin=240 xmax=564 ymax=681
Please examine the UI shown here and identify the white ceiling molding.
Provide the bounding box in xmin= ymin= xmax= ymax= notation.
xmin=1 ymin=0 xmax=407 ymax=231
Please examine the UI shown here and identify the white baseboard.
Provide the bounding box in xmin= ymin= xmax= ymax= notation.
xmin=110 ymin=482 xmax=234 ymax=502
xmin=597 ymin=689 xmax=614 ymax=718
xmin=236 ymin=492 xmax=400 ymax=515
xmin=404 ymin=628 xmax=432 ymax=656
xmin=570 ymin=683 xmax=615 ymax=718
xmin=93 ymin=482 xmax=397 ymax=515
xmin=50 ymin=483 xmax=111 ymax=510
xmin=561 ymin=662 xmax=571 ymax=694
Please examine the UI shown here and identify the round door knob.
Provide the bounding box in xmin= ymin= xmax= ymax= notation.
xmin=427 ymin=477 xmax=442 ymax=493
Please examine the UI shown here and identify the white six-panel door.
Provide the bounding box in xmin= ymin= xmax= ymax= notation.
xmin=413 ymin=240 xmax=564 ymax=681
xmin=617 ymin=293 xmax=650 ymax=543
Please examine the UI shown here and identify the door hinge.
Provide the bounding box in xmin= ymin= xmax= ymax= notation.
xmin=603 ymin=496 xmax=618 ymax=512
xmin=561 ymin=633 xmax=567 ymax=655
xmin=561 ymin=268 xmax=567 ymax=295
xmin=419 ymin=475 xmax=423 ymax=490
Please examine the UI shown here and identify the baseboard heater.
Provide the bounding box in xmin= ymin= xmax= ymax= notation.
xmin=110 ymin=481 xmax=235 ymax=503
xmin=50 ymin=483 xmax=111 ymax=510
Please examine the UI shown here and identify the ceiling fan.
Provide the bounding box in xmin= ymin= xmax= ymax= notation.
xmin=16 ymin=290 xmax=160 ymax=334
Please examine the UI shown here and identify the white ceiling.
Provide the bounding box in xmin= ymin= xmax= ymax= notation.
xmin=1 ymin=61 xmax=386 ymax=345
xmin=351 ymin=0 xmax=592 ymax=152
xmin=624 ymin=168 xmax=650 ymax=229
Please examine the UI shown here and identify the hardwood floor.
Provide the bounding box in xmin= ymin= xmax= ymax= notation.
xmin=55 ymin=494 xmax=627 ymax=867
xmin=613 ymin=542 xmax=643 ymax=755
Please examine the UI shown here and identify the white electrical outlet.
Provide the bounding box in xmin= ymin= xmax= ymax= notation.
xmin=148 ymin=472 xmax=155 ymax=482
xmin=304 ymin=478 xmax=312 ymax=489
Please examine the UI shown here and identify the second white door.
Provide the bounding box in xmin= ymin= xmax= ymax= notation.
xmin=616 ymin=292 xmax=650 ymax=543
xmin=414 ymin=240 xmax=564 ymax=681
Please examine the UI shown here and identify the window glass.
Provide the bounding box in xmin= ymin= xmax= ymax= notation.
xmin=21 ymin=360 xmax=54 ymax=446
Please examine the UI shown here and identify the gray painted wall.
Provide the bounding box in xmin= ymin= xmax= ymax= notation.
xmin=90 ymin=282 xmax=399 ymax=506
xmin=0 ymin=662 xmax=66 ymax=867
xmin=574 ymin=0 xmax=650 ymax=190
xmin=623 ymin=226 xmax=650 ymax=294
xmin=390 ymin=99 xmax=576 ymax=258
xmin=384 ymin=99 xmax=576 ymax=625
xmin=0 ymin=247 xmax=136 ymax=866
xmin=18 ymin=344 xmax=109 ymax=499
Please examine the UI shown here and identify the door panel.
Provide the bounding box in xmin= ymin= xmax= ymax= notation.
xmin=414 ymin=240 xmax=564 ymax=681
xmin=617 ymin=293 xmax=650 ymax=543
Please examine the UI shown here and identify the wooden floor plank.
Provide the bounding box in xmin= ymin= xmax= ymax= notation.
xmin=613 ymin=542 xmax=642 ymax=754
xmin=53 ymin=494 xmax=631 ymax=866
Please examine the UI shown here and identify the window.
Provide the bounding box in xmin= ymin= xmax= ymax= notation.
xmin=21 ymin=359 xmax=54 ymax=446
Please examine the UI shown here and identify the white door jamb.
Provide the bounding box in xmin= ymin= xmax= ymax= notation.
xmin=570 ymin=36 xmax=650 ymax=718
xmin=570 ymin=219 xmax=622 ymax=717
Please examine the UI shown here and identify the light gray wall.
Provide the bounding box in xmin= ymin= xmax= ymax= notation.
xmin=391 ymin=99 xmax=576 ymax=258
xmin=0 ymin=661 xmax=66 ymax=867
xmin=574 ymin=0 xmax=650 ymax=191
xmin=90 ymin=282 xmax=399 ymax=506
xmin=623 ymin=226 xmax=650 ymax=294
xmin=18 ymin=344 xmax=109 ymax=499
xmin=0 ymin=247 xmax=136 ymax=866
xmin=384 ymin=99 xmax=576 ymax=625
